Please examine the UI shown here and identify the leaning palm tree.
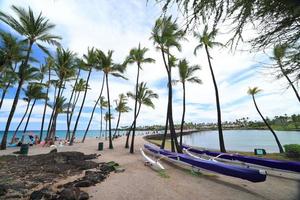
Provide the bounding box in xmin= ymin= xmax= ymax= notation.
xmin=69 ymin=48 xmax=96 ymax=145
xmin=97 ymin=50 xmax=127 ymax=149
xmin=113 ymin=94 xmax=131 ymax=138
xmin=194 ymin=25 xmax=226 ymax=153
xmin=272 ymin=44 xmax=300 ymax=103
xmin=125 ymin=82 xmax=158 ymax=152
xmin=126 ymin=44 xmax=155 ymax=152
xmin=0 ymin=68 xmax=18 ymax=109
xmin=247 ymin=87 xmax=284 ymax=153
xmin=98 ymin=97 xmax=108 ymax=138
xmin=151 ymin=16 xmax=184 ymax=153
xmin=175 ymin=59 xmax=202 ymax=146
xmin=0 ymin=66 xmax=41 ymax=149
xmin=21 ymin=83 xmax=47 ymax=142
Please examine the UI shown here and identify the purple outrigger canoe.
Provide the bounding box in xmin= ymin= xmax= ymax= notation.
xmin=144 ymin=144 xmax=266 ymax=182
xmin=182 ymin=144 xmax=300 ymax=173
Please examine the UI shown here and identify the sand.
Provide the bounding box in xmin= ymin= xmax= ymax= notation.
xmin=1 ymin=136 xmax=300 ymax=200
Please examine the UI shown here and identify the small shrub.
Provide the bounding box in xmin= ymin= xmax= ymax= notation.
xmin=284 ymin=144 xmax=300 ymax=158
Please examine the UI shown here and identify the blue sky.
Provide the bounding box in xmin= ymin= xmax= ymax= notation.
xmin=0 ymin=0 xmax=299 ymax=131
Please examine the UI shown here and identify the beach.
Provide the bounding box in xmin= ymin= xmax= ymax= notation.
xmin=0 ymin=136 xmax=299 ymax=200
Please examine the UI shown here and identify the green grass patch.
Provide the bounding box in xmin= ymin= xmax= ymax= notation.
xmin=157 ymin=170 xmax=170 ymax=178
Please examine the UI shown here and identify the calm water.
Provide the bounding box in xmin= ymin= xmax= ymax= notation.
xmin=182 ymin=130 xmax=300 ymax=153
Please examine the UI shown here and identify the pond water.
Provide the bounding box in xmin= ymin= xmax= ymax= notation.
xmin=182 ymin=129 xmax=300 ymax=153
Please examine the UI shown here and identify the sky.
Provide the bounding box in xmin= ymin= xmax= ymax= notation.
xmin=0 ymin=0 xmax=299 ymax=131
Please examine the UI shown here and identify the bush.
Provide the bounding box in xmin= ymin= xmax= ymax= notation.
xmin=284 ymin=144 xmax=300 ymax=158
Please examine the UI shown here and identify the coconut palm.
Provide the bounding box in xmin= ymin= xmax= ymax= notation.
xmin=126 ymin=44 xmax=155 ymax=153
xmin=97 ymin=50 xmax=127 ymax=149
xmin=151 ymin=16 xmax=184 ymax=153
xmin=98 ymin=97 xmax=108 ymax=138
xmin=20 ymin=83 xmax=47 ymax=142
xmin=46 ymin=48 xmax=77 ymax=141
xmin=247 ymin=87 xmax=284 ymax=153
xmin=104 ymin=112 xmax=114 ymax=141
xmin=272 ymin=44 xmax=300 ymax=103
xmin=0 ymin=68 xmax=18 ymax=109
xmin=0 ymin=65 xmax=41 ymax=149
xmin=194 ymin=25 xmax=226 ymax=153
xmin=175 ymin=59 xmax=202 ymax=145
xmin=125 ymin=82 xmax=158 ymax=151
xmin=69 ymin=48 xmax=96 ymax=145
xmin=47 ymin=96 xmax=69 ymax=142
xmin=113 ymin=94 xmax=131 ymax=139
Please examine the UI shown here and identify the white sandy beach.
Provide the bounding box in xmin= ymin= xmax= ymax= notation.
xmin=1 ymin=136 xmax=299 ymax=200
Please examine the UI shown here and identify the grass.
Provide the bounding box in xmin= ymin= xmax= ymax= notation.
xmin=146 ymin=139 xmax=300 ymax=162
xmin=157 ymin=169 xmax=170 ymax=178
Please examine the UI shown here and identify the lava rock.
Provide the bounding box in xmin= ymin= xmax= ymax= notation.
xmin=0 ymin=184 xmax=8 ymax=196
xmin=78 ymin=191 xmax=89 ymax=200
xmin=29 ymin=188 xmax=58 ymax=200
xmin=59 ymin=187 xmax=81 ymax=200
xmin=74 ymin=180 xmax=93 ymax=187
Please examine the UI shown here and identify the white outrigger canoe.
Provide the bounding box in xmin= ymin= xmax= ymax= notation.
xmin=140 ymin=148 xmax=165 ymax=170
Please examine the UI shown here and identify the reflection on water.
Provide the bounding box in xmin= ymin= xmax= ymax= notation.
xmin=182 ymin=129 xmax=300 ymax=153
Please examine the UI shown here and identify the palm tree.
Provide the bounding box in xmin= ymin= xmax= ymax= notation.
xmin=272 ymin=44 xmax=300 ymax=102
xmin=175 ymin=59 xmax=202 ymax=145
xmin=0 ymin=68 xmax=18 ymax=109
xmin=97 ymin=50 xmax=127 ymax=149
xmin=0 ymin=66 xmax=41 ymax=149
xmin=194 ymin=25 xmax=226 ymax=153
xmin=113 ymin=94 xmax=131 ymax=139
xmin=47 ymin=48 xmax=77 ymax=141
xmin=21 ymin=83 xmax=47 ymax=142
xmin=98 ymin=97 xmax=108 ymax=138
xmin=47 ymin=96 xmax=69 ymax=142
xmin=0 ymin=6 xmax=60 ymax=149
xmin=126 ymin=44 xmax=155 ymax=153
xmin=247 ymin=87 xmax=284 ymax=153
xmin=69 ymin=48 xmax=96 ymax=145
xmin=125 ymin=82 xmax=158 ymax=151
xmin=104 ymin=112 xmax=113 ymax=141
xmin=39 ymin=58 xmax=53 ymax=141
xmin=151 ymin=16 xmax=184 ymax=153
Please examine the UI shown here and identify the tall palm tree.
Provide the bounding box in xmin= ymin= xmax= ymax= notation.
xmin=194 ymin=25 xmax=226 ymax=153
xmin=113 ymin=94 xmax=131 ymax=138
xmin=0 ymin=6 xmax=60 ymax=149
xmin=47 ymin=48 xmax=77 ymax=141
xmin=97 ymin=50 xmax=127 ymax=149
xmin=151 ymin=16 xmax=184 ymax=153
xmin=0 ymin=66 xmax=40 ymax=149
xmin=69 ymin=48 xmax=96 ymax=145
xmin=126 ymin=44 xmax=155 ymax=153
xmin=104 ymin=112 xmax=113 ymax=141
xmin=98 ymin=97 xmax=108 ymax=138
xmin=247 ymin=87 xmax=284 ymax=153
xmin=125 ymin=82 xmax=158 ymax=151
xmin=175 ymin=59 xmax=202 ymax=145
xmin=272 ymin=44 xmax=300 ymax=103
xmin=21 ymin=83 xmax=47 ymax=142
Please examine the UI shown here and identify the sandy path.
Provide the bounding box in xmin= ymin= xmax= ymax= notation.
xmin=1 ymin=136 xmax=299 ymax=200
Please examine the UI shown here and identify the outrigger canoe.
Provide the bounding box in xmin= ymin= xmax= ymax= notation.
xmin=144 ymin=144 xmax=266 ymax=182
xmin=140 ymin=148 xmax=165 ymax=170
xmin=182 ymin=144 xmax=300 ymax=173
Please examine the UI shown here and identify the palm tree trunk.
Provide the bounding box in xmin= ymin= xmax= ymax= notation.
xmin=23 ymin=99 xmax=36 ymax=134
xmin=70 ymin=68 xmax=92 ymax=145
xmin=130 ymin=63 xmax=141 ymax=153
xmin=0 ymin=79 xmax=24 ymax=150
xmin=66 ymin=69 xmax=81 ymax=139
xmin=10 ymin=99 xmax=31 ymax=144
xmin=40 ymin=67 xmax=51 ymax=141
xmin=0 ymin=82 xmax=11 ymax=110
xmin=160 ymin=105 xmax=169 ymax=149
xmin=100 ymin=107 xmax=103 ymax=138
xmin=252 ymin=95 xmax=284 ymax=153
xmin=180 ymin=82 xmax=186 ymax=146
xmin=278 ymin=60 xmax=300 ymax=103
xmin=82 ymin=74 xmax=105 ymax=142
xmin=113 ymin=111 xmax=121 ymax=139
xmin=66 ymin=91 xmax=80 ymax=140
xmin=105 ymin=119 xmax=108 ymax=140
xmin=106 ymin=73 xmax=113 ymax=149
xmin=205 ymin=45 xmax=226 ymax=153
xmin=125 ymin=103 xmax=142 ymax=148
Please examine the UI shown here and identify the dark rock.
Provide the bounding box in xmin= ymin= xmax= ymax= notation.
xmin=78 ymin=191 xmax=89 ymax=200
xmin=50 ymin=149 xmax=57 ymax=154
xmin=74 ymin=180 xmax=93 ymax=187
xmin=29 ymin=188 xmax=58 ymax=200
xmin=59 ymin=187 xmax=81 ymax=200
xmin=0 ymin=184 xmax=7 ymax=196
